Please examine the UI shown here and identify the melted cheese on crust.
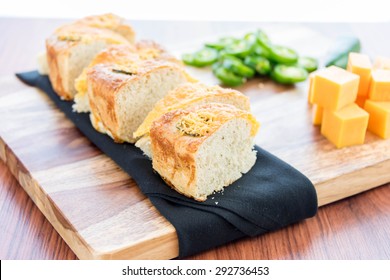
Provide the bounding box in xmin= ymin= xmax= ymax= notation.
xmin=133 ymin=83 xmax=249 ymax=138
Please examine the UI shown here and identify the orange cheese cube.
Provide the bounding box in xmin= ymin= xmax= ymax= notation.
xmin=321 ymin=103 xmax=369 ymax=148
xmin=312 ymin=104 xmax=323 ymax=125
xmin=312 ymin=66 xmax=359 ymax=111
xmin=308 ymin=73 xmax=316 ymax=104
xmin=364 ymin=100 xmax=390 ymax=139
xmin=368 ymin=69 xmax=390 ymax=101
xmin=355 ymin=96 xmax=367 ymax=108
xmin=347 ymin=52 xmax=372 ymax=97
xmin=373 ymin=56 xmax=390 ymax=70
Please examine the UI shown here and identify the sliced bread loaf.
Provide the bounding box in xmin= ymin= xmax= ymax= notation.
xmin=150 ymin=103 xmax=260 ymax=201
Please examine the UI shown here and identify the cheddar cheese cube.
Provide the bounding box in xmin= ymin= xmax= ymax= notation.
xmin=364 ymin=100 xmax=390 ymax=139
xmin=308 ymin=73 xmax=316 ymax=104
xmin=312 ymin=104 xmax=323 ymax=125
xmin=312 ymin=66 xmax=359 ymax=111
xmin=355 ymin=96 xmax=367 ymax=108
xmin=347 ymin=52 xmax=372 ymax=97
xmin=321 ymin=103 xmax=369 ymax=148
xmin=368 ymin=69 xmax=390 ymax=101
xmin=373 ymin=56 xmax=390 ymax=70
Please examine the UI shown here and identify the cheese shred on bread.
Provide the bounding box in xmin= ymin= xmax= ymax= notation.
xmin=134 ymin=83 xmax=251 ymax=157
xmin=46 ymin=13 xmax=135 ymax=100
xmin=150 ymin=103 xmax=260 ymax=201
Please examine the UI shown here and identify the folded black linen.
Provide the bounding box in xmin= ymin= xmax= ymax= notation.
xmin=16 ymin=71 xmax=318 ymax=258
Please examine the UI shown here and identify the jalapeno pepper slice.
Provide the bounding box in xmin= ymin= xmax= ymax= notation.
xmin=271 ymin=65 xmax=308 ymax=84
xmin=244 ymin=56 xmax=271 ymax=75
xmin=182 ymin=53 xmax=196 ymax=66
xmin=253 ymin=44 xmax=271 ymax=59
xmin=255 ymin=30 xmax=272 ymax=52
xmin=224 ymin=40 xmax=253 ymax=58
xmin=297 ymin=56 xmax=318 ymax=72
xmin=205 ymin=37 xmax=238 ymax=50
xmin=222 ymin=56 xmax=255 ymax=78
xmin=182 ymin=47 xmax=219 ymax=67
xmin=214 ymin=66 xmax=246 ymax=87
xmin=269 ymin=45 xmax=299 ymax=64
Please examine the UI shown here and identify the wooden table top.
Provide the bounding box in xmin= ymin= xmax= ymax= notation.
xmin=0 ymin=18 xmax=389 ymax=260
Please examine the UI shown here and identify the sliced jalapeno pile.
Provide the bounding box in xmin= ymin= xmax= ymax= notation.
xmin=182 ymin=29 xmax=319 ymax=86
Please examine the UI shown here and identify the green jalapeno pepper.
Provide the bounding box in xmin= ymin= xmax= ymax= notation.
xmin=224 ymin=40 xmax=253 ymax=58
xmin=253 ymin=44 xmax=271 ymax=59
xmin=222 ymin=56 xmax=255 ymax=78
xmin=255 ymin=29 xmax=273 ymax=52
xmin=268 ymin=45 xmax=299 ymax=64
xmin=297 ymin=56 xmax=318 ymax=72
xmin=205 ymin=37 xmax=238 ymax=50
xmin=182 ymin=47 xmax=218 ymax=67
xmin=244 ymin=56 xmax=271 ymax=75
xmin=271 ymin=65 xmax=308 ymax=84
xmin=213 ymin=66 xmax=246 ymax=87
xmin=324 ymin=36 xmax=361 ymax=68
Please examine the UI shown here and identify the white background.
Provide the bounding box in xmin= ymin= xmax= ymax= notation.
xmin=0 ymin=0 xmax=390 ymax=21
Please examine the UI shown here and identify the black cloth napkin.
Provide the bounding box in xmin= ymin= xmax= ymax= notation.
xmin=16 ymin=71 xmax=318 ymax=258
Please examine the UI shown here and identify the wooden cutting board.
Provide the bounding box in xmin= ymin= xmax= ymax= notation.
xmin=1 ymin=25 xmax=390 ymax=260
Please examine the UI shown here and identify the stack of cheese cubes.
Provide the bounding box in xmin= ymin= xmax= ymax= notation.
xmin=308 ymin=54 xmax=390 ymax=148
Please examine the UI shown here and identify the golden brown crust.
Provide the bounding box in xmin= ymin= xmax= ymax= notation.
xmin=87 ymin=64 xmax=126 ymax=141
xmin=135 ymin=40 xmax=181 ymax=64
xmin=74 ymin=13 xmax=135 ymax=43
xmin=46 ymin=36 xmax=68 ymax=98
xmin=134 ymin=83 xmax=251 ymax=138
xmin=150 ymin=103 xmax=260 ymax=201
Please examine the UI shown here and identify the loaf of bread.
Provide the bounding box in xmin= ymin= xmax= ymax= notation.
xmin=150 ymin=103 xmax=260 ymax=201
xmin=73 ymin=41 xmax=183 ymax=113
xmin=134 ymin=82 xmax=251 ymax=157
xmin=86 ymin=60 xmax=191 ymax=143
xmin=46 ymin=13 xmax=135 ymax=100
xmin=41 ymin=14 xmax=262 ymax=202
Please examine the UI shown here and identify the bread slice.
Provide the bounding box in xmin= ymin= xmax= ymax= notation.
xmin=46 ymin=14 xmax=135 ymax=100
xmin=150 ymin=103 xmax=260 ymax=201
xmin=73 ymin=41 xmax=183 ymax=113
xmin=86 ymin=61 xmax=191 ymax=143
xmin=134 ymin=83 xmax=251 ymax=157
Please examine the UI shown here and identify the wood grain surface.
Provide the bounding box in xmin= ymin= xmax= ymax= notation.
xmin=0 ymin=18 xmax=389 ymax=260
